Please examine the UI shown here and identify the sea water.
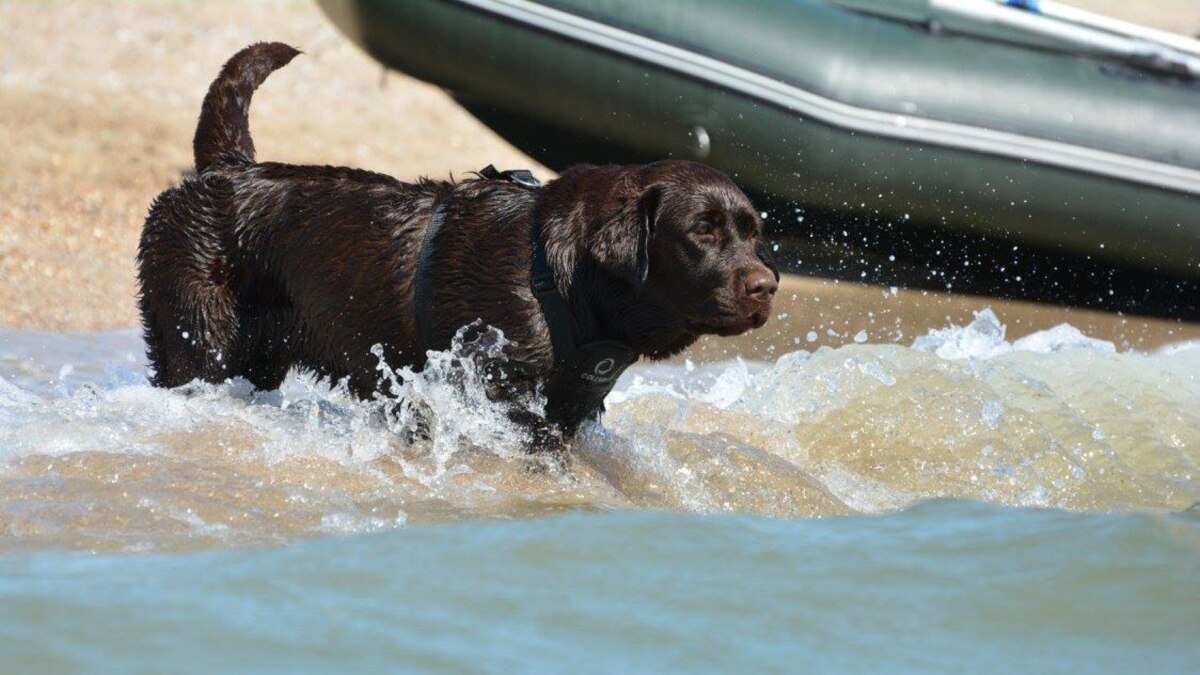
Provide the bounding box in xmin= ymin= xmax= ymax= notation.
xmin=1 ymin=311 xmax=1197 ymax=672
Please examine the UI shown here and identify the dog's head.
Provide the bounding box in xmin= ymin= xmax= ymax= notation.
xmin=558 ymin=160 xmax=778 ymax=357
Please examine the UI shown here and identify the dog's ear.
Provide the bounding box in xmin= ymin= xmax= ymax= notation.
xmin=630 ymin=184 xmax=662 ymax=287
xmin=593 ymin=183 xmax=662 ymax=290
xmin=756 ymin=239 xmax=781 ymax=281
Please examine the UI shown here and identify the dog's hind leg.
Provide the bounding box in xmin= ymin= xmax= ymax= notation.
xmin=137 ymin=184 xmax=240 ymax=388
xmin=232 ymin=305 xmax=296 ymax=391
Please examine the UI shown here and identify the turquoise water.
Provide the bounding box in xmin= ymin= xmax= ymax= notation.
xmin=3 ymin=504 xmax=1198 ymax=673
xmin=1 ymin=312 xmax=1198 ymax=671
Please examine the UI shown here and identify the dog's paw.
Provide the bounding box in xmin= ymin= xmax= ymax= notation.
xmin=524 ymin=441 xmax=572 ymax=475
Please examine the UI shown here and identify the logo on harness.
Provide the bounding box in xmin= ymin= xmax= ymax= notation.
xmin=580 ymin=357 xmax=619 ymax=383
xmin=594 ymin=358 xmax=616 ymax=376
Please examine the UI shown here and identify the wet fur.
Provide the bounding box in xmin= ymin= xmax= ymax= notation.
xmin=138 ymin=43 xmax=776 ymax=435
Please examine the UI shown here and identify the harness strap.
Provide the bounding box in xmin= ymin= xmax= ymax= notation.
xmin=412 ymin=165 xmax=639 ymax=430
xmin=414 ymin=199 xmax=450 ymax=352
xmin=481 ymin=164 xmax=579 ymax=366
xmin=530 ymin=196 xmax=637 ymax=427
xmin=530 ymin=224 xmax=578 ymax=367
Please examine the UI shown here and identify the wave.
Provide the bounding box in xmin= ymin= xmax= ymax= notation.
xmin=1 ymin=310 xmax=1197 ymax=551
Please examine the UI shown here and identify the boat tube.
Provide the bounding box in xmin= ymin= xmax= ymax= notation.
xmin=317 ymin=0 xmax=1200 ymax=313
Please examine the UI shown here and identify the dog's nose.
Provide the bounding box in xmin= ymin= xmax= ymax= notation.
xmin=744 ymin=267 xmax=778 ymax=301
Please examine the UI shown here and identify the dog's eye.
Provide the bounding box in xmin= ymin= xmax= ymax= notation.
xmin=736 ymin=216 xmax=761 ymax=240
xmin=693 ymin=222 xmax=720 ymax=245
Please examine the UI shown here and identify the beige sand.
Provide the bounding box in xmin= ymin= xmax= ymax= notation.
xmin=1 ymin=0 xmax=1196 ymax=348
xmin=0 ymin=0 xmax=543 ymax=330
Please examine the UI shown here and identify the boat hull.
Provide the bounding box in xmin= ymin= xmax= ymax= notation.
xmin=317 ymin=0 xmax=1200 ymax=282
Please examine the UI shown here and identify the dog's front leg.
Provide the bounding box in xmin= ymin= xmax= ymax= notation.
xmin=479 ymin=359 xmax=567 ymax=460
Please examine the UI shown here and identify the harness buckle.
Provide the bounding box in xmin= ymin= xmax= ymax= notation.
xmin=503 ymin=169 xmax=541 ymax=188
xmin=478 ymin=164 xmax=542 ymax=189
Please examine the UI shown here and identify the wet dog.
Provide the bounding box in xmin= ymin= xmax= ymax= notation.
xmin=137 ymin=42 xmax=777 ymax=443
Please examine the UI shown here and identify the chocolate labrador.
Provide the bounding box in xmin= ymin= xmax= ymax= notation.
xmin=137 ymin=42 xmax=777 ymax=442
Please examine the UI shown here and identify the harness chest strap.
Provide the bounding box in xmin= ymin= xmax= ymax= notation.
xmin=414 ymin=165 xmax=638 ymax=429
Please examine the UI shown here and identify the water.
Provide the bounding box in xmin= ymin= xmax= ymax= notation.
xmin=4 ymin=505 xmax=1198 ymax=674
xmin=1 ymin=310 xmax=1198 ymax=672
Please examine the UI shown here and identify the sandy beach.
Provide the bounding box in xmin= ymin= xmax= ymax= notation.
xmin=0 ymin=0 xmax=543 ymax=329
xmin=1 ymin=0 xmax=1197 ymax=345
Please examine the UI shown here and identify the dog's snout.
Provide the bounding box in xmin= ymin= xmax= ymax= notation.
xmin=744 ymin=267 xmax=778 ymax=301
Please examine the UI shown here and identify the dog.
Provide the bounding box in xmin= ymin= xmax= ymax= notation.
xmin=137 ymin=42 xmax=778 ymax=443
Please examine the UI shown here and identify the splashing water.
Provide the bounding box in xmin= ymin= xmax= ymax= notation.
xmin=0 ymin=310 xmax=1197 ymax=552
xmin=368 ymin=324 xmax=552 ymax=482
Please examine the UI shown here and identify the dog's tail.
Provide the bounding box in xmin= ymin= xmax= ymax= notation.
xmin=193 ymin=42 xmax=301 ymax=172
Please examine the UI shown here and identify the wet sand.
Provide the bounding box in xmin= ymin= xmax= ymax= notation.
xmin=1 ymin=0 xmax=1197 ymax=346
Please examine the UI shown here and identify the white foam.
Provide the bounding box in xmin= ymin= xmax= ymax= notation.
xmin=1155 ymin=340 xmax=1200 ymax=356
xmin=912 ymin=308 xmax=1008 ymax=359
xmin=0 ymin=307 xmax=1196 ymax=547
xmin=912 ymin=308 xmax=1116 ymax=360
xmin=1012 ymin=324 xmax=1115 ymax=354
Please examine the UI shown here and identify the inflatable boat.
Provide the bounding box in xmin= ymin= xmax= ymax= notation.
xmin=317 ymin=0 xmax=1200 ymax=311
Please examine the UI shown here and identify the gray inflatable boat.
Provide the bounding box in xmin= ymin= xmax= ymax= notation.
xmin=319 ymin=0 xmax=1200 ymax=315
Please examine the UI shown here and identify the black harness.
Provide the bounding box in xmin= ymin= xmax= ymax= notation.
xmin=414 ymin=165 xmax=638 ymax=430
